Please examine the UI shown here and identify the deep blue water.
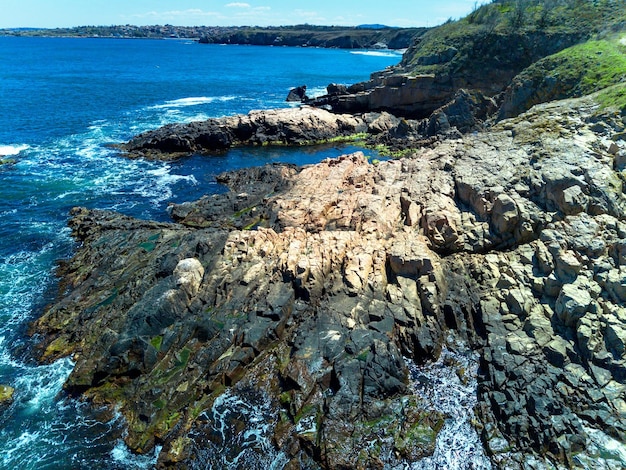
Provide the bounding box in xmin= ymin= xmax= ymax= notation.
xmin=0 ymin=36 xmax=401 ymax=469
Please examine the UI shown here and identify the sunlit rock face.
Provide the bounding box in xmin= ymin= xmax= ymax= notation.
xmin=33 ymin=93 xmax=626 ymax=468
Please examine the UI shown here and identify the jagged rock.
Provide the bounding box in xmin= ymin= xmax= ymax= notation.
xmin=33 ymin=93 xmax=626 ymax=468
xmin=122 ymin=107 xmax=369 ymax=159
xmin=326 ymin=83 xmax=348 ymax=96
xmin=286 ymin=85 xmax=308 ymax=102
xmin=173 ymin=258 xmax=204 ymax=298
xmin=556 ymin=283 xmax=593 ymax=327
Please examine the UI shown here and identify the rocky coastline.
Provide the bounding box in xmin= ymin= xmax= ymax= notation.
xmin=34 ymin=93 xmax=626 ymax=468
xmin=31 ymin=1 xmax=626 ymax=468
xmin=1 ymin=25 xmax=424 ymax=50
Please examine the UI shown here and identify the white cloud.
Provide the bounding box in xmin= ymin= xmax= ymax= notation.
xmin=225 ymin=2 xmax=251 ymax=7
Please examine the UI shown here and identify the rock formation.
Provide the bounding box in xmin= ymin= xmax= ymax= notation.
xmin=33 ymin=91 xmax=626 ymax=468
xmin=121 ymin=94 xmax=497 ymax=161
xmin=122 ymin=107 xmax=369 ymax=160
xmin=286 ymin=85 xmax=309 ymax=102
xmin=30 ymin=1 xmax=626 ymax=468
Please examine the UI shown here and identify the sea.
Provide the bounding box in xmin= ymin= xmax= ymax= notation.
xmin=0 ymin=36 xmax=403 ymax=469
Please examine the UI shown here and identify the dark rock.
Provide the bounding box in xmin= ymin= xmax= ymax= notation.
xmin=326 ymin=83 xmax=348 ymax=96
xmin=122 ymin=107 xmax=368 ymax=160
xmin=286 ymin=85 xmax=308 ymax=102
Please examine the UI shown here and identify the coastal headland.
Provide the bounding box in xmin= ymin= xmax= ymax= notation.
xmin=0 ymin=24 xmax=425 ymax=49
xmin=31 ymin=1 xmax=626 ymax=468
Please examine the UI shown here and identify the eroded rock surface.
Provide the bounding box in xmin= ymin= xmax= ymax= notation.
xmin=33 ymin=94 xmax=626 ymax=468
xmin=122 ymin=107 xmax=369 ymax=160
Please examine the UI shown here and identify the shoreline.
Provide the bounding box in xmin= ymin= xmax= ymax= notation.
xmin=0 ymin=24 xmax=425 ymax=50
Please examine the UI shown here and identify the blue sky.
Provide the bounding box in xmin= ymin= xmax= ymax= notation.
xmin=1 ymin=1 xmax=485 ymax=29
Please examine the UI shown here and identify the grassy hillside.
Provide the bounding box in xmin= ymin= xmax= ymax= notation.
xmin=397 ymin=0 xmax=626 ymax=93
xmin=499 ymin=35 xmax=626 ymax=117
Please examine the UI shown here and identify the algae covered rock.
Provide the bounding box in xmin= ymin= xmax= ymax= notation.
xmin=0 ymin=385 xmax=14 ymax=408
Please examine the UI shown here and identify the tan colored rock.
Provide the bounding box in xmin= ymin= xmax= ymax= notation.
xmin=492 ymin=193 xmax=519 ymax=235
xmin=0 ymin=385 xmax=14 ymax=405
xmin=173 ymin=258 xmax=205 ymax=298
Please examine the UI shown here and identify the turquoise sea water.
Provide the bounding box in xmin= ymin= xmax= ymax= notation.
xmin=0 ymin=36 xmax=401 ymax=469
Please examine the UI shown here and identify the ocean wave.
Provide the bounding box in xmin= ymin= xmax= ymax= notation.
xmin=111 ymin=440 xmax=162 ymax=469
xmin=134 ymin=166 xmax=198 ymax=206
xmin=350 ymin=50 xmax=402 ymax=58
xmin=1 ymin=430 xmax=43 ymax=467
xmin=0 ymin=144 xmax=29 ymax=156
xmin=12 ymin=357 xmax=75 ymax=412
xmin=151 ymin=96 xmax=236 ymax=109
xmin=306 ymin=86 xmax=328 ymax=98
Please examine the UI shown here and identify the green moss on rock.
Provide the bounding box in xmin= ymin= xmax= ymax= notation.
xmin=0 ymin=385 xmax=15 ymax=404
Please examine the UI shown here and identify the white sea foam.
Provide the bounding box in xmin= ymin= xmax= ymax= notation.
xmin=111 ymin=441 xmax=162 ymax=469
xmin=1 ymin=430 xmax=42 ymax=465
xmin=576 ymin=425 xmax=626 ymax=468
xmin=190 ymin=388 xmax=287 ymax=469
xmin=13 ymin=357 xmax=74 ymax=412
xmin=0 ymin=144 xmax=29 ymax=156
xmin=408 ymin=343 xmax=492 ymax=470
xmin=151 ymin=96 xmax=236 ymax=109
xmin=350 ymin=50 xmax=402 ymax=58
xmin=306 ymin=86 xmax=328 ymax=98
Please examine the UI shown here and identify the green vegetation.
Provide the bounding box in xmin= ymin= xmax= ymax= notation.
xmin=0 ymin=385 xmax=15 ymax=403
xmin=85 ymin=288 xmax=119 ymax=314
xmin=139 ymin=234 xmax=160 ymax=252
xmin=150 ymin=335 xmax=163 ymax=352
xmin=500 ymin=36 xmax=626 ymax=117
xmin=258 ymin=132 xmax=369 ymax=148
xmin=465 ymin=0 xmax=626 ymax=32
xmin=365 ymin=142 xmax=416 ymax=159
xmin=155 ymin=347 xmax=193 ymax=385
xmin=400 ymin=0 xmax=626 ymax=86
xmin=152 ymin=398 xmax=166 ymax=410
xmin=233 ymin=206 xmax=254 ymax=218
xmin=540 ymin=38 xmax=626 ymax=96
xmin=597 ymin=83 xmax=626 ymax=110
xmin=243 ymin=219 xmax=263 ymax=230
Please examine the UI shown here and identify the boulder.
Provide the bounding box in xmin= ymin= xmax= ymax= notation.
xmin=286 ymin=85 xmax=309 ymax=102
xmin=555 ymin=284 xmax=593 ymax=327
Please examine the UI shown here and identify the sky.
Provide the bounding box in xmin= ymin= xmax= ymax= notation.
xmin=0 ymin=1 xmax=486 ymax=29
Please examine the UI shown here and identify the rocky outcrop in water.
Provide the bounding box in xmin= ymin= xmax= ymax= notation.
xmin=286 ymin=85 xmax=309 ymax=102
xmin=33 ymin=91 xmax=626 ymax=468
xmin=121 ymin=107 xmax=369 ymax=160
xmin=121 ymin=93 xmax=500 ymax=161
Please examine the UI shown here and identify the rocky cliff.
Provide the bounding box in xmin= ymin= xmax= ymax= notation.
xmin=33 ymin=91 xmax=626 ymax=468
xmin=197 ymin=26 xmax=425 ymax=49
xmin=308 ymin=0 xmax=626 ymax=119
xmin=2 ymin=25 xmax=424 ymax=50
xmin=30 ymin=1 xmax=626 ymax=468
